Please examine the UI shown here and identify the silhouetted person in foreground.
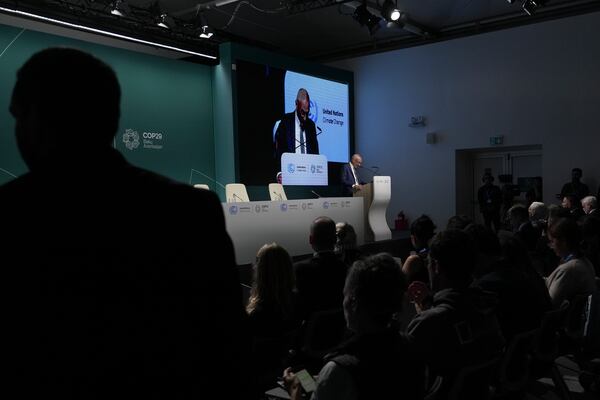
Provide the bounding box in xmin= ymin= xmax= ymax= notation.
xmin=0 ymin=48 xmax=245 ymax=398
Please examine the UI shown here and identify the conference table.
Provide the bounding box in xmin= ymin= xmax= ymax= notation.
xmin=222 ymin=197 xmax=364 ymax=265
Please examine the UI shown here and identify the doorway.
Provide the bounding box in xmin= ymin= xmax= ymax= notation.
xmin=456 ymin=145 xmax=542 ymax=225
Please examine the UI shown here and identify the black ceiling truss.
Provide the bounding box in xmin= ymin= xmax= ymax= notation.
xmin=282 ymin=0 xmax=356 ymax=14
xmin=314 ymin=0 xmax=600 ymax=61
xmin=1 ymin=0 xmax=599 ymax=61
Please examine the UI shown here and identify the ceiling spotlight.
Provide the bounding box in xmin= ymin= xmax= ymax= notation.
xmin=110 ymin=1 xmax=125 ymax=17
xmin=199 ymin=26 xmax=214 ymax=39
xmin=381 ymin=0 xmax=400 ymax=22
xmin=157 ymin=13 xmax=170 ymax=29
xmin=522 ymin=0 xmax=535 ymax=15
xmin=353 ymin=4 xmax=383 ymax=35
xmin=521 ymin=0 xmax=549 ymax=16
xmin=196 ymin=14 xmax=213 ymax=39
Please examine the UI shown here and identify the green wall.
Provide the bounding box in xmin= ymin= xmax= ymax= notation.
xmin=1 ymin=25 xmax=354 ymax=203
xmin=0 ymin=24 xmax=214 ymax=187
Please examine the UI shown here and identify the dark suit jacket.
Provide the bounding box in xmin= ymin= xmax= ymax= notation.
xmin=0 ymin=149 xmax=246 ymax=398
xmin=293 ymin=251 xmax=348 ymax=320
xmin=341 ymin=163 xmax=365 ymax=197
xmin=275 ymin=111 xmax=319 ymax=164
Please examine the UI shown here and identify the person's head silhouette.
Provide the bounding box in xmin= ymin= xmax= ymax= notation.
xmin=10 ymin=47 xmax=121 ymax=171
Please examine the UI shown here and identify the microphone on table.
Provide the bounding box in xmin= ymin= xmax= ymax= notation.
xmin=232 ymin=193 xmax=245 ymax=202
xmin=272 ymin=191 xmax=283 ymax=201
xmin=360 ymin=165 xmax=381 ymax=175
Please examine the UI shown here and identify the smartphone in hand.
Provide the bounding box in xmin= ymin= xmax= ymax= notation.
xmin=295 ymin=369 xmax=317 ymax=393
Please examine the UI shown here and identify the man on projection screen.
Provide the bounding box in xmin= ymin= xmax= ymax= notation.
xmin=274 ymin=88 xmax=319 ymax=165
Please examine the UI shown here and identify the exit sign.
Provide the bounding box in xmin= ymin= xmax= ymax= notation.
xmin=490 ymin=136 xmax=504 ymax=145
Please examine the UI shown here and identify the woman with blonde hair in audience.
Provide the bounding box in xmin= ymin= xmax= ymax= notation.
xmin=247 ymin=243 xmax=300 ymax=398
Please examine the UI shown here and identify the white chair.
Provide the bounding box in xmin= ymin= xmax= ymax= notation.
xmin=193 ymin=184 xmax=210 ymax=190
xmin=268 ymin=183 xmax=287 ymax=201
xmin=225 ymin=183 xmax=250 ymax=203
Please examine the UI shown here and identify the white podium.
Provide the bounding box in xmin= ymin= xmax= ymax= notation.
xmin=354 ymin=176 xmax=392 ymax=242
xmin=369 ymin=176 xmax=392 ymax=241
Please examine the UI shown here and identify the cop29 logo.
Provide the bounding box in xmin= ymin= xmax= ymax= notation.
xmin=287 ymin=163 xmax=296 ymax=173
xmin=123 ymin=129 xmax=140 ymax=150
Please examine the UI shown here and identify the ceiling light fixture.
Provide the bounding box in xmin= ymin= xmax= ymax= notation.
xmin=381 ymin=0 xmax=400 ymax=22
xmin=521 ymin=0 xmax=549 ymax=16
xmin=157 ymin=13 xmax=170 ymax=29
xmin=196 ymin=13 xmax=213 ymax=39
xmin=110 ymin=1 xmax=125 ymax=17
xmin=199 ymin=26 xmax=213 ymax=39
xmin=353 ymin=4 xmax=383 ymax=35
xmin=0 ymin=6 xmax=216 ymax=59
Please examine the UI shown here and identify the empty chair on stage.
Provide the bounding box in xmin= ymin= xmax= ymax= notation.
xmin=269 ymin=183 xmax=287 ymax=201
xmin=226 ymin=183 xmax=250 ymax=203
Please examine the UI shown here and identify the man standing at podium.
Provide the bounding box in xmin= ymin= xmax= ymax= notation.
xmin=342 ymin=153 xmax=366 ymax=196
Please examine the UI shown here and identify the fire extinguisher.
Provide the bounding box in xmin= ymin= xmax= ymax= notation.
xmin=395 ymin=211 xmax=408 ymax=230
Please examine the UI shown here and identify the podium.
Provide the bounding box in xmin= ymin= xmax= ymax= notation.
xmin=354 ymin=176 xmax=392 ymax=242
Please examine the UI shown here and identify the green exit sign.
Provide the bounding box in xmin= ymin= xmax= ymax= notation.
xmin=490 ymin=136 xmax=504 ymax=145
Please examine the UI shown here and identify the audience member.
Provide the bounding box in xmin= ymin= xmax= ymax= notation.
xmin=335 ymin=222 xmax=362 ymax=267
xmin=581 ymin=195 xmax=598 ymax=216
xmin=529 ymin=201 xmax=548 ymax=227
xmin=403 ymin=214 xmax=436 ymax=284
xmin=284 ymin=253 xmax=425 ymax=400
xmin=446 ymin=214 xmax=473 ymax=231
xmin=562 ymin=194 xmax=585 ymax=219
xmin=508 ymin=204 xmax=542 ymax=252
xmin=560 ymin=167 xmax=590 ymax=202
xmin=545 ymin=218 xmax=597 ymax=307
xmin=475 ymin=232 xmax=552 ymax=341
xmin=0 ymin=48 xmax=245 ymax=398
xmin=478 ymin=173 xmax=503 ymax=232
xmin=464 ymin=223 xmax=502 ymax=279
xmin=407 ymin=230 xmax=505 ymax=396
xmin=294 ymin=216 xmax=349 ymax=320
xmin=581 ymin=216 xmax=600 ymax=277
xmin=530 ymin=204 xmax=566 ymax=277
xmin=247 ymin=243 xmax=300 ymax=397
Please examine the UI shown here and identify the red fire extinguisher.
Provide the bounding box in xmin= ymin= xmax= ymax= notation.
xmin=395 ymin=211 xmax=408 ymax=230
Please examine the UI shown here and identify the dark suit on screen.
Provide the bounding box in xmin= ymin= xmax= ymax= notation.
xmin=275 ymin=111 xmax=319 ymax=164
